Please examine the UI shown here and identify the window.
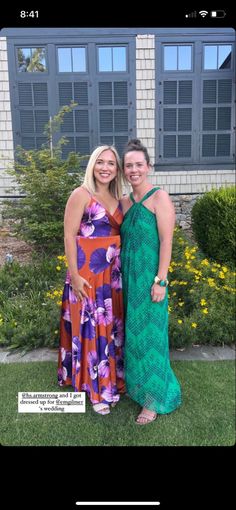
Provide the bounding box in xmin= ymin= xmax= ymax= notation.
xmin=17 ymin=47 xmax=47 ymax=72
xmin=164 ymin=45 xmax=192 ymax=71
xmin=98 ymin=47 xmax=127 ymax=72
xmin=204 ymin=45 xmax=232 ymax=70
xmin=58 ymin=47 xmax=86 ymax=72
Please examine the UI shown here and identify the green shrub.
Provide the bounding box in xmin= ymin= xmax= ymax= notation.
xmin=191 ymin=186 xmax=236 ymax=266
xmin=0 ymin=257 xmax=64 ymax=350
xmin=168 ymin=228 xmax=236 ymax=347
xmin=3 ymin=104 xmax=85 ymax=254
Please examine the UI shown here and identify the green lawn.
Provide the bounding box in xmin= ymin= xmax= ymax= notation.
xmin=0 ymin=360 xmax=235 ymax=446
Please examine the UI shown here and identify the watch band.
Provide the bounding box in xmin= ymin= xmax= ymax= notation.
xmin=154 ymin=275 xmax=169 ymax=287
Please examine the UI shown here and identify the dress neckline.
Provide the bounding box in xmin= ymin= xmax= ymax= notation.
xmin=130 ymin=187 xmax=160 ymax=204
xmin=92 ymin=196 xmax=120 ymax=218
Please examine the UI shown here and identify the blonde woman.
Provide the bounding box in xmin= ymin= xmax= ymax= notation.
xmin=58 ymin=146 xmax=125 ymax=415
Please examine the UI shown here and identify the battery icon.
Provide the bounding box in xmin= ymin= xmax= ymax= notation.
xmin=210 ymin=10 xmax=226 ymax=18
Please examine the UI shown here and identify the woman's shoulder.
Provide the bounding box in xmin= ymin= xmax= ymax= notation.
xmin=67 ymin=186 xmax=91 ymax=207
xmin=153 ymin=187 xmax=175 ymax=212
xmin=154 ymin=187 xmax=171 ymax=201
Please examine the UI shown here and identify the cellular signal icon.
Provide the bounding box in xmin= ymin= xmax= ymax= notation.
xmin=185 ymin=11 xmax=197 ymax=18
xmin=199 ymin=10 xmax=208 ymax=17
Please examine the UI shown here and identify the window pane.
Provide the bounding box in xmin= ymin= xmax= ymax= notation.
xmin=17 ymin=48 xmax=31 ymax=72
xmin=113 ymin=47 xmax=126 ymax=71
xmin=218 ymin=45 xmax=231 ymax=69
xmin=17 ymin=47 xmax=46 ymax=72
xmin=204 ymin=46 xmax=217 ymax=70
xmin=58 ymin=48 xmax=72 ymax=72
xmin=178 ymin=46 xmax=192 ymax=70
xmin=99 ymin=48 xmax=112 ymax=72
xmin=164 ymin=46 xmax=177 ymax=70
xmin=72 ymin=48 xmax=86 ymax=72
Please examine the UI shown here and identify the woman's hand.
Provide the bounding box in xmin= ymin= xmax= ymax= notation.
xmin=151 ymin=283 xmax=166 ymax=303
xmin=71 ymin=274 xmax=92 ymax=301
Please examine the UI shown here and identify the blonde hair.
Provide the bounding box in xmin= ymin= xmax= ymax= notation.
xmin=82 ymin=145 xmax=123 ymax=199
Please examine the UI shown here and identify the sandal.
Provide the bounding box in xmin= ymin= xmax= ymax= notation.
xmin=93 ymin=403 xmax=110 ymax=415
xmin=135 ymin=409 xmax=157 ymax=425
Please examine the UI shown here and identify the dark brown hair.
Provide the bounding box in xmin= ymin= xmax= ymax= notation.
xmin=121 ymin=138 xmax=150 ymax=168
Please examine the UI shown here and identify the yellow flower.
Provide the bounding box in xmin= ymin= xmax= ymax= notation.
xmin=202 ymin=308 xmax=208 ymax=314
xmin=201 ymin=258 xmax=209 ymax=266
xmin=191 ymin=323 xmax=197 ymax=328
xmin=218 ymin=272 xmax=225 ymax=279
xmin=178 ymin=319 xmax=183 ymax=324
xmin=200 ymin=299 xmax=207 ymax=306
xmin=222 ymin=266 xmax=228 ymax=273
xmin=56 ymin=266 xmax=61 ymax=271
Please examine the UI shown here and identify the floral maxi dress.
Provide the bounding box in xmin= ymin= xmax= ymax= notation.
xmin=58 ymin=197 xmax=125 ymax=406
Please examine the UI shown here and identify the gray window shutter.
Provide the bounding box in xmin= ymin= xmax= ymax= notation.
xmin=163 ymin=80 xmax=192 ymax=159
xmin=202 ymin=79 xmax=232 ymax=158
xmin=98 ymin=81 xmax=129 ymax=156
xmin=18 ymin=82 xmax=49 ymax=149
xmin=59 ymin=81 xmax=90 ymax=158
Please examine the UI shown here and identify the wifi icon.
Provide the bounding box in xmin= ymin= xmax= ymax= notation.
xmin=199 ymin=10 xmax=208 ymax=17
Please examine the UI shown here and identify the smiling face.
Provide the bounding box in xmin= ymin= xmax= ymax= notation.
xmin=93 ymin=149 xmax=118 ymax=186
xmin=123 ymin=150 xmax=150 ymax=187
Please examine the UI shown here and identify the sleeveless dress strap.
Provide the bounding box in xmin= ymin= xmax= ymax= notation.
xmin=130 ymin=187 xmax=160 ymax=204
xmin=140 ymin=187 xmax=160 ymax=204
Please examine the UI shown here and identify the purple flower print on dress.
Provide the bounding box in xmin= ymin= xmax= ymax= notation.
xmin=77 ymin=244 xmax=86 ymax=270
xmin=58 ymin=368 xmax=63 ymax=386
xmin=89 ymin=248 xmax=110 ymax=274
xmin=111 ymin=264 xmax=122 ymax=290
xmin=111 ymin=317 xmax=124 ymax=347
xmin=62 ymin=315 xmax=72 ymax=336
xmin=108 ymin=340 xmax=116 ymax=359
xmin=80 ymin=202 xmax=111 ymax=237
xmin=82 ymin=383 xmax=91 ymax=396
xmin=96 ymin=299 xmax=112 ymax=326
xmin=96 ymin=284 xmax=111 ymax=306
xmin=106 ymin=244 xmax=120 ymax=264
xmin=62 ymin=307 xmax=71 ymax=323
xmin=61 ymin=347 xmax=72 ymax=380
xmin=80 ymin=298 xmax=96 ymax=339
xmin=69 ymin=286 xmax=78 ymax=304
xmin=72 ymin=336 xmax=82 ymax=374
xmin=98 ymin=359 xmax=110 ymax=378
xmin=101 ymin=383 xmax=113 ymax=403
xmin=116 ymin=355 xmax=124 ymax=379
xmin=95 ymin=284 xmax=113 ymax=326
xmin=88 ymin=351 xmax=98 ymax=379
xmin=62 ymin=282 xmax=69 ymax=301
xmin=87 ymin=351 xmax=99 ymax=393
xmin=96 ymin=335 xmax=108 ymax=362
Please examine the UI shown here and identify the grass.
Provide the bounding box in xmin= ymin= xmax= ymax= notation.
xmin=0 ymin=360 xmax=235 ymax=446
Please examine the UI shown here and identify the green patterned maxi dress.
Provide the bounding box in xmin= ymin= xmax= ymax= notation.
xmin=121 ymin=188 xmax=181 ymax=414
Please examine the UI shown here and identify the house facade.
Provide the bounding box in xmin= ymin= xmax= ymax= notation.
xmin=0 ymin=27 xmax=235 ymax=228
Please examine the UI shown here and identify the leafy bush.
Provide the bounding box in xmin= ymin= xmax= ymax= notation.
xmin=0 ymin=256 xmax=64 ymax=350
xmin=3 ymin=104 xmax=85 ymax=254
xmin=168 ymin=228 xmax=235 ymax=347
xmin=191 ymin=186 xmax=236 ymax=267
xmin=0 ymin=231 xmax=235 ymax=351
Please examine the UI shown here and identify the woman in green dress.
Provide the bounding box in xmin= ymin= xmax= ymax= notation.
xmin=120 ymin=139 xmax=181 ymax=425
